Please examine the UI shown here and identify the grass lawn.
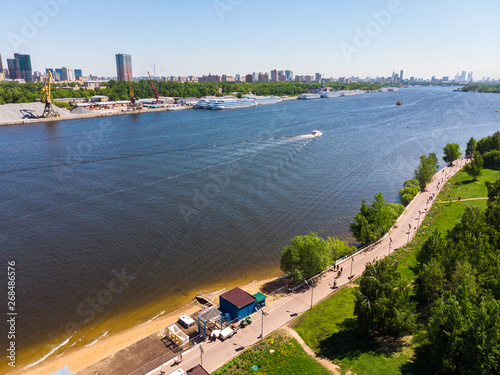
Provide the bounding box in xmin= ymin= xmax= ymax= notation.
xmin=292 ymin=286 xmax=416 ymax=375
xmin=212 ymin=330 xmax=332 ymax=375
xmin=437 ymin=167 xmax=500 ymax=201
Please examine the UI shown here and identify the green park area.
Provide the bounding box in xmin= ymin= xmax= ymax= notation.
xmin=292 ymin=167 xmax=500 ymax=375
xmin=213 ymin=166 xmax=500 ymax=375
xmin=212 ymin=330 xmax=332 ymax=375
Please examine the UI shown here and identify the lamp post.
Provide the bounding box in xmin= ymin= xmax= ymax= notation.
xmin=388 ymin=237 xmax=392 ymax=256
xmin=350 ymin=256 xmax=354 ymax=278
xmin=310 ymin=280 xmax=314 ymax=309
xmin=416 ymin=210 xmax=421 ymax=231
xmin=200 ymin=344 xmax=204 ymax=367
xmin=407 ymin=223 xmax=412 ymax=245
xmin=260 ymin=309 xmax=264 ymax=341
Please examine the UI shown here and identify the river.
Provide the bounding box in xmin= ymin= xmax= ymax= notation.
xmin=1 ymin=86 xmax=499 ymax=371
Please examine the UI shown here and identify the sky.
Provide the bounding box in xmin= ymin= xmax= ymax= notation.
xmin=0 ymin=0 xmax=499 ymax=80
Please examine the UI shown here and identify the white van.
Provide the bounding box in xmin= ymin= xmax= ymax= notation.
xmin=169 ymin=369 xmax=185 ymax=375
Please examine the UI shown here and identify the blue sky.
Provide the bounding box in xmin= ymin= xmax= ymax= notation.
xmin=1 ymin=0 xmax=499 ymax=79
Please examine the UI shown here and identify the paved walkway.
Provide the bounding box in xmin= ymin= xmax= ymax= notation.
xmin=147 ymin=159 xmax=469 ymax=375
xmin=435 ymin=197 xmax=487 ymax=203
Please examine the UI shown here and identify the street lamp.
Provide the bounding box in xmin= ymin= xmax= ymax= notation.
xmin=388 ymin=237 xmax=392 ymax=256
xmin=350 ymin=256 xmax=354 ymax=278
xmin=260 ymin=309 xmax=264 ymax=341
xmin=310 ymin=280 xmax=314 ymax=309
xmin=407 ymin=223 xmax=412 ymax=245
xmin=416 ymin=210 xmax=421 ymax=230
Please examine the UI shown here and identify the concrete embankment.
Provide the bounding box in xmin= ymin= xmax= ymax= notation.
xmin=0 ymin=103 xmax=192 ymax=126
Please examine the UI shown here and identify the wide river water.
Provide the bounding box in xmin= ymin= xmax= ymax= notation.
xmin=1 ymin=86 xmax=499 ymax=371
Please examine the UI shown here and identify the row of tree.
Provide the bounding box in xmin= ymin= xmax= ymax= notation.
xmin=353 ymin=132 xmax=500 ymax=374
xmin=0 ymin=80 xmax=389 ymax=105
xmin=460 ymin=83 xmax=500 ymax=93
xmin=354 ymin=180 xmax=500 ymax=374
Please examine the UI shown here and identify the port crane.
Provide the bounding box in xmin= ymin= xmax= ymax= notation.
xmin=147 ymin=71 xmax=161 ymax=104
xmin=127 ymin=78 xmax=140 ymax=110
xmin=40 ymin=71 xmax=60 ymax=118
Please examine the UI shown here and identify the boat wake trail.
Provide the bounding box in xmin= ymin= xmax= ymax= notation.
xmin=0 ymin=133 xmax=318 ymax=175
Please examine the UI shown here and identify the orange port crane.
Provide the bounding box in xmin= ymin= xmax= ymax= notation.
xmin=148 ymin=71 xmax=161 ymax=104
xmin=40 ymin=71 xmax=60 ymax=118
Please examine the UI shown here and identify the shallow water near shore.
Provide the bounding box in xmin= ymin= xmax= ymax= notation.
xmin=1 ymin=86 xmax=500 ymax=373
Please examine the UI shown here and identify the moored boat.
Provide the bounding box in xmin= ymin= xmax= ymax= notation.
xmin=298 ymin=93 xmax=321 ymax=100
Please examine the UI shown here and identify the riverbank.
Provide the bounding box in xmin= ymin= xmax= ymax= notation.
xmin=0 ymin=102 xmax=196 ymax=126
xmin=0 ymin=97 xmax=298 ymax=126
xmin=11 ymin=271 xmax=284 ymax=375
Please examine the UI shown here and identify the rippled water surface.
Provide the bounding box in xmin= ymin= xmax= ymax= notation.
xmin=1 ymin=86 xmax=499 ymax=369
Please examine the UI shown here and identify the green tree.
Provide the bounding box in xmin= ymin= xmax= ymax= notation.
xmin=355 ymin=258 xmax=416 ymax=336
xmin=465 ymin=137 xmax=477 ymax=158
xmin=327 ymin=236 xmax=355 ymax=261
xmin=414 ymin=152 xmax=439 ymax=191
xmin=416 ymin=257 xmax=446 ymax=306
xmin=349 ymin=193 xmax=395 ymax=245
xmin=280 ymin=232 xmax=331 ymax=282
xmin=476 ymin=131 xmax=500 ymax=154
xmin=463 ymin=151 xmax=484 ymax=180
xmin=483 ymin=150 xmax=500 ymax=169
xmin=443 ymin=142 xmax=462 ymax=166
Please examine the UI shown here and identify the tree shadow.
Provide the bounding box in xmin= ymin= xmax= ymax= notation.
xmin=399 ymin=342 xmax=436 ymax=374
xmin=317 ymin=318 xmax=413 ymax=365
xmin=458 ymin=180 xmax=475 ymax=186
xmin=260 ymin=277 xmax=289 ymax=295
xmin=316 ymin=318 xmax=374 ymax=360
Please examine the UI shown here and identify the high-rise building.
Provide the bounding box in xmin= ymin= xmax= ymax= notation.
xmin=400 ymin=69 xmax=404 ymax=82
xmin=270 ymin=69 xmax=278 ymax=81
xmin=285 ymin=70 xmax=293 ymax=81
xmin=258 ymin=73 xmax=269 ymax=82
xmin=115 ymin=53 xmax=133 ymax=81
xmin=315 ymin=73 xmax=321 ymax=82
xmin=7 ymin=58 xmax=20 ymax=79
xmin=55 ymin=68 xmax=63 ymax=81
xmin=460 ymin=71 xmax=466 ymax=82
xmin=74 ymin=69 xmax=82 ymax=79
xmin=14 ymin=53 xmax=33 ymax=82
xmin=60 ymin=67 xmax=74 ymax=81
xmin=0 ymin=53 xmax=3 ymax=72
xmin=245 ymin=74 xmax=253 ymax=83
xmin=467 ymin=71 xmax=473 ymax=83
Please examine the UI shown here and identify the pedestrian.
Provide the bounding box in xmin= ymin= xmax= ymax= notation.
xmin=341 ymin=267 xmax=343 ymax=274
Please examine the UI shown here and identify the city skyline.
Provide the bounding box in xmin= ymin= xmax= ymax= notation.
xmin=0 ymin=0 xmax=499 ymax=80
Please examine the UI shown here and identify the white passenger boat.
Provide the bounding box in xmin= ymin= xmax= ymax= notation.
xmin=210 ymin=98 xmax=257 ymax=110
xmin=320 ymin=91 xmax=341 ymax=98
xmin=298 ymin=93 xmax=321 ymax=100
xmin=245 ymin=95 xmax=282 ymax=105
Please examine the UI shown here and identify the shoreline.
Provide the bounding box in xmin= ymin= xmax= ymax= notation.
xmin=0 ymin=105 xmax=194 ymax=126
xmin=0 ymin=97 xmax=299 ymax=126
xmin=10 ymin=269 xmax=284 ymax=375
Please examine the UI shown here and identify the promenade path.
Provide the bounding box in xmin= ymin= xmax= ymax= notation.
xmin=148 ymin=158 xmax=468 ymax=375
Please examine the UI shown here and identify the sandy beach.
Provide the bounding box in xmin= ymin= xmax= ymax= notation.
xmin=12 ymin=276 xmax=284 ymax=375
